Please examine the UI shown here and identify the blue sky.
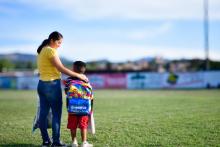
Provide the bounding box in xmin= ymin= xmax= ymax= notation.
xmin=0 ymin=0 xmax=220 ymax=62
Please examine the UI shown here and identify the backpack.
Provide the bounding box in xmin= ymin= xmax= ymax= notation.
xmin=65 ymin=80 xmax=93 ymax=115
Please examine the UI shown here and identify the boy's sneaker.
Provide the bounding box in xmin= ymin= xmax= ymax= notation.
xmin=81 ymin=141 xmax=93 ymax=147
xmin=51 ymin=141 xmax=67 ymax=147
xmin=42 ymin=141 xmax=51 ymax=147
xmin=72 ymin=142 xmax=79 ymax=147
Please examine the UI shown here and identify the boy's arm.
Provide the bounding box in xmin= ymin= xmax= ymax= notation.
xmin=64 ymin=86 xmax=68 ymax=94
xmin=91 ymin=99 xmax=94 ymax=111
xmin=90 ymin=83 xmax=94 ymax=112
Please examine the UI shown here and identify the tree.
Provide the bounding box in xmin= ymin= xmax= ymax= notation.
xmin=0 ymin=59 xmax=14 ymax=72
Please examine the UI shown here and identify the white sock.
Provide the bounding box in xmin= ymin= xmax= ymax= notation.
xmin=73 ymin=139 xmax=78 ymax=144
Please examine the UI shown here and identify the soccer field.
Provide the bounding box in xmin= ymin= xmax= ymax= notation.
xmin=0 ymin=90 xmax=219 ymax=147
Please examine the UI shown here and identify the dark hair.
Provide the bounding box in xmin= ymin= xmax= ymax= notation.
xmin=37 ymin=31 xmax=63 ymax=54
xmin=73 ymin=61 xmax=86 ymax=73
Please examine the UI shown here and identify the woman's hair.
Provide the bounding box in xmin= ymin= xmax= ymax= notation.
xmin=37 ymin=31 xmax=63 ymax=54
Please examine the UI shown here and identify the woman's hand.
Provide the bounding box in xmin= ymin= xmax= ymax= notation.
xmin=78 ymin=74 xmax=89 ymax=83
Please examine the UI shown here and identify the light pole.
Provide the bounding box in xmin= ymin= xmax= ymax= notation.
xmin=204 ymin=0 xmax=210 ymax=70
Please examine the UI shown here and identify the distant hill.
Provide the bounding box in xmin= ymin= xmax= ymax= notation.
xmin=0 ymin=53 xmax=72 ymax=64
xmin=0 ymin=53 xmax=220 ymax=72
xmin=0 ymin=53 xmax=36 ymax=63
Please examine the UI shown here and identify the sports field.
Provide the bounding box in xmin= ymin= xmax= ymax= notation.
xmin=0 ymin=90 xmax=219 ymax=147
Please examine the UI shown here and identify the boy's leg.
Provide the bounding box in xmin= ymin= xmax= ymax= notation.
xmin=68 ymin=114 xmax=79 ymax=146
xmin=71 ymin=129 xmax=78 ymax=144
xmin=81 ymin=128 xmax=93 ymax=147
xmin=79 ymin=116 xmax=93 ymax=147
xmin=81 ymin=129 xmax=87 ymax=142
xmin=79 ymin=116 xmax=89 ymax=142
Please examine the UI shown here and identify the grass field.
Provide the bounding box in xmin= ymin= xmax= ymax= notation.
xmin=0 ymin=90 xmax=219 ymax=147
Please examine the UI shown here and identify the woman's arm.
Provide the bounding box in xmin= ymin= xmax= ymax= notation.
xmin=50 ymin=55 xmax=88 ymax=82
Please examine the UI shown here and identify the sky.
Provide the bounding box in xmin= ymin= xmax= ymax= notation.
xmin=0 ymin=0 xmax=220 ymax=62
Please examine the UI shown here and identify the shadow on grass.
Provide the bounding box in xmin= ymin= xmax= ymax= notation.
xmin=0 ymin=144 xmax=39 ymax=147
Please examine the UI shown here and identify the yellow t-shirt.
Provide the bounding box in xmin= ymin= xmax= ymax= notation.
xmin=37 ymin=46 xmax=61 ymax=81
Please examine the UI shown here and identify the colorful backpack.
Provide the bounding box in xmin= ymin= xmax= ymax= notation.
xmin=65 ymin=79 xmax=93 ymax=115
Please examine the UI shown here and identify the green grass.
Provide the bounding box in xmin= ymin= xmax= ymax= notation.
xmin=0 ymin=90 xmax=220 ymax=147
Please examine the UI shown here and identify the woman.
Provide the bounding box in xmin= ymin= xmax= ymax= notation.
xmin=37 ymin=31 xmax=88 ymax=147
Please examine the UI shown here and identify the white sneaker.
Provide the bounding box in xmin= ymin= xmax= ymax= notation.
xmin=81 ymin=141 xmax=93 ymax=147
xmin=72 ymin=143 xmax=78 ymax=147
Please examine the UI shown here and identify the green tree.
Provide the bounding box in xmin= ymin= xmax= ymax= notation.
xmin=0 ymin=59 xmax=14 ymax=72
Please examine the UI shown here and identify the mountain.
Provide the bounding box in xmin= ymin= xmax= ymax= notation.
xmin=0 ymin=53 xmax=72 ymax=64
xmin=0 ymin=53 xmax=36 ymax=63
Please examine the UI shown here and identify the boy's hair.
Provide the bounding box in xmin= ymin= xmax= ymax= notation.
xmin=73 ymin=61 xmax=86 ymax=73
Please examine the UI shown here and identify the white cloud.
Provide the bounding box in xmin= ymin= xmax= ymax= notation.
xmin=1 ymin=41 xmax=219 ymax=62
xmin=0 ymin=32 xmax=43 ymax=42
xmin=1 ymin=0 xmax=219 ymax=61
xmin=60 ymin=41 xmax=220 ymax=62
xmin=0 ymin=44 xmax=37 ymax=54
xmin=0 ymin=21 xmax=172 ymax=46
xmin=15 ymin=0 xmax=220 ymax=20
xmin=127 ymin=22 xmax=173 ymax=40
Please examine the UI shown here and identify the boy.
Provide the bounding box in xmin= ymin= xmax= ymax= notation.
xmin=64 ymin=61 xmax=93 ymax=147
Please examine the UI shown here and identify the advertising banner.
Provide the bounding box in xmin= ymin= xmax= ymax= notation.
xmin=103 ymin=74 xmax=127 ymax=88
xmin=162 ymin=72 xmax=205 ymax=88
xmin=87 ymin=74 xmax=105 ymax=89
xmin=88 ymin=73 xmax=126 ymax=89
xmin=0 ymin=77 xmax=17 ymax=89
xmin=17 ymin=76 xmax=39 ymax=89
xmin=127 ymin=73 xmax=163 ymax=89
xmin=204 ymin=71 xmax=220 ymax=88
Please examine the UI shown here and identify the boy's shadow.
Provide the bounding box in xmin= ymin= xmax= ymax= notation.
xmin=0 ymin=144 xmax=39 ymax=147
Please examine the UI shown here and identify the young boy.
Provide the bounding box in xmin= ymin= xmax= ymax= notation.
xmin=64 ymin=61 xmax=93 ymax=147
